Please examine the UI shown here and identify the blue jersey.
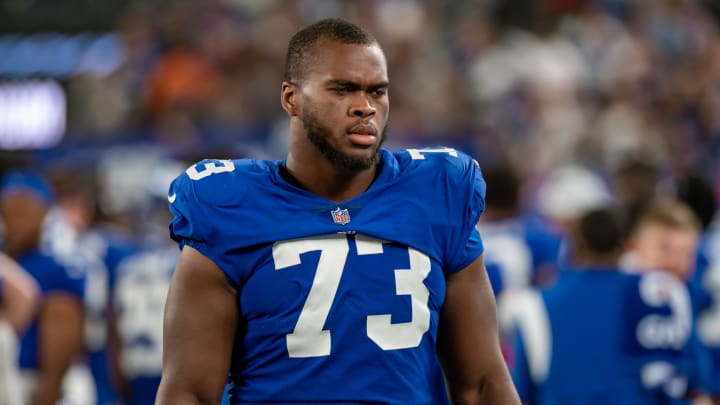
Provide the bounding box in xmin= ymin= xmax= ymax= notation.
xmin=43 ymin=213 xmax=136 ymax=405
xmin=109 ymin=246 xmax=178 ymax=405
xmin=477 ymin=216 xmax=562 ymax=291
xmin=168 ymin=147 xmax=486 ymax=404
xmin=83 ymin=230 xmax=136 ymax=405
xmin=16 ymin=250 xmax=85 ymax=370
xmin=693 ymin=232 xmax=720 ymax=396
xmin=511 ymin=269 xmax=695 ymax=405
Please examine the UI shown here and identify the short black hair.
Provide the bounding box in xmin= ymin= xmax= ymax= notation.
xmin=576 ymin=208 xmax=626 ymax=255
xmin=483 ymin=164 xmax=520 ymax=211
xmin=284 ymin=18 xmax=378 ymax=83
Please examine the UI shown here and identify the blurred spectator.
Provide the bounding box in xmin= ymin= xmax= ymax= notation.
xmin=108 ymin=244 xmax=177 ymax=405
xmin=478 ymin=163 xmax=562 ymax=291
xmin=534 ymin=164 xmax=612 ymax=231
xmin=612 ymin=157 xmax=664 ymax=235
xmin=42 ymin=164 xmax=139 ymax=405
xmin=509 ymin=208 xmax=700 ymax=404
xmin=621 ymin=199 xmax=715 ymax=402
xmin=622 ymin=199 xmax=700 ymax=282
xmin=0 ymin=171 xmax=86 ymax=405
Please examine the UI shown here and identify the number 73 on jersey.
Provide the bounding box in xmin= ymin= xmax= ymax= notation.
xmin=273 ymin=234 xmax=432 ymax=358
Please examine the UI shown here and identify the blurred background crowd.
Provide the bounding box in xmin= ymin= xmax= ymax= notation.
xmin=1 ymin=0 xmax=720 ymax=404
xmin=1 ymin=0 xmax=719 ymax=229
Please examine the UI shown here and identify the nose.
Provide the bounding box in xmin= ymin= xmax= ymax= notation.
xmin=348 ymin=92 xmax=376 ymax=118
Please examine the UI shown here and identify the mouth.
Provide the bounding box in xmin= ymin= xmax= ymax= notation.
xmin=346 ymin=123 xmax=378 ymax=147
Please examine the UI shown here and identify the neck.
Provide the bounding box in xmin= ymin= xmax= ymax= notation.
xmin=285 ymin=151 xmax=378 ymax=203
xmin=570 ymin=251 xmax=620 ymax=269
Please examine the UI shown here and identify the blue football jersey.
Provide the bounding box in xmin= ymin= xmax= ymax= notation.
xmin=693 ymin=232 xmax=720 ymax=396
xmin=510 ymin=269 xmax=695 ymax=405
xmin=16 ymin=250 xmax=85 ymax=370
xmin=477 ymin=216 xmax=562 ymax=291
xmin=110 ymin=246 xmax=178 ymax=405
xmin=168 ymin=147 xmax=486 ymax=404
xmin=43 ymin=214 xmax=137 ymax=405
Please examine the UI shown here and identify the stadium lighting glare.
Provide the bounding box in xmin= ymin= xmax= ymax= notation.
xmin=0 ymin=80 xmax=66 ymax=149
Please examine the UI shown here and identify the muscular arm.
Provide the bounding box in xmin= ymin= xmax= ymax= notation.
xmin=438 ymin=255 xmax=520 ymax=405
xmin=155 ymin=246 xmax=238 ymax=405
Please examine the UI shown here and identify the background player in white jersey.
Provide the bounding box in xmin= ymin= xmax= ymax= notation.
xmin=157 ymin=18 xmax=519 ymax=405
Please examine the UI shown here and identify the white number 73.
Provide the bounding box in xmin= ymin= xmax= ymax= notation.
xmin=272 ymin=234 xmax=431 ymax=358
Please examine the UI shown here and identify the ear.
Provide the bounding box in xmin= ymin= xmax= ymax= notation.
xmin=281 ymin=81 xmax=299 ymax=117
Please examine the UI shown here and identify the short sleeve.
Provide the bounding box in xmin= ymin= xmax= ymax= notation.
xmin=166 ymin=162 xmax=243 ymax=289
xmin=168 ymin=173 xmax=205 ymax=249
xmin=46 ymin=261 xmax=85 ymax=300
xmin=444 ymin=154 xmax=486 ymax=272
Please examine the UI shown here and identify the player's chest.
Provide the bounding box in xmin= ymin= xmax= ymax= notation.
xmin=236 ymin=233 xmax=447 ymax=324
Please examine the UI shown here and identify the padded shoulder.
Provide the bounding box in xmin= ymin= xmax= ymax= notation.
xmin=397 ymin=146 xmax=479 ymax=177
xmin=391 ymin=147 xmax=487 ymax=271
xmin=171 ymin=158 xmax=273 ymax=206
xmin=167 ymin=158 xmax=273 ymax=248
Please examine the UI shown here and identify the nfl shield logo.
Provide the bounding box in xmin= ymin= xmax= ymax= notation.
xmin=331 ymin=207 xmax=351 ymax=225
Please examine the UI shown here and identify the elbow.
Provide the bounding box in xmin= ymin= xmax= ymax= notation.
xmin=156 ymin=379 xmax=224 ymax=405
xmin=448 ymin=378 xmax=488 ymax=404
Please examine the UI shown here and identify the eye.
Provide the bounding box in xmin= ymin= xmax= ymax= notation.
xmin=332 ymin=87 xmax=351 ymax=95
xmin=371 ymin=88 xmax=387 ymax=97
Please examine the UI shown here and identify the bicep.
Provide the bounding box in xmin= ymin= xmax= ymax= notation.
xmin=156 ymin=245 xmax=238 ymax=405
xmin=438 ymin=255 xmax=516 ymax=402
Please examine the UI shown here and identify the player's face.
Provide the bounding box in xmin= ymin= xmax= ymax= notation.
xmin=0 ymin=192 xmax=47 ymax=254
xmin=631 ymin=223 xmax=699 ymax=280
xmin=298 ymin=41 xmax=389 ymax=171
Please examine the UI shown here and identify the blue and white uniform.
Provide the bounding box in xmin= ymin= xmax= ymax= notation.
xmin=109 ymin=245 xmax=178 ymax=405
xmin=510 ymin=268 xmax=696 ymax=405
xmin=478 ymin=215 xmax=562 ymax=293
xmin=17 ymin=250 xmax=85 ymax=371
xmin=168 ymin=147 xmax=486 ymax=404
xmin=693 ymin=230 xmax=720 ymax=398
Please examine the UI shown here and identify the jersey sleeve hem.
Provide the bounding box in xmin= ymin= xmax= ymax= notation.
xmin=180 ymin=239 xmax=241 ymax=290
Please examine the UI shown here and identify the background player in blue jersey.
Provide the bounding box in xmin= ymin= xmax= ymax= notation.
xmin=157 ymin=18 xmax=519 ymax=405
xmin=109 ymin=242 xmax=177 ymax=404
xmin=0 ymin=171 xmax=86 ymax=405
xmin=510 ymin=208 xmax=700 ymax=404
xmin=621 ymin=200 xmax=715 ymax=403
